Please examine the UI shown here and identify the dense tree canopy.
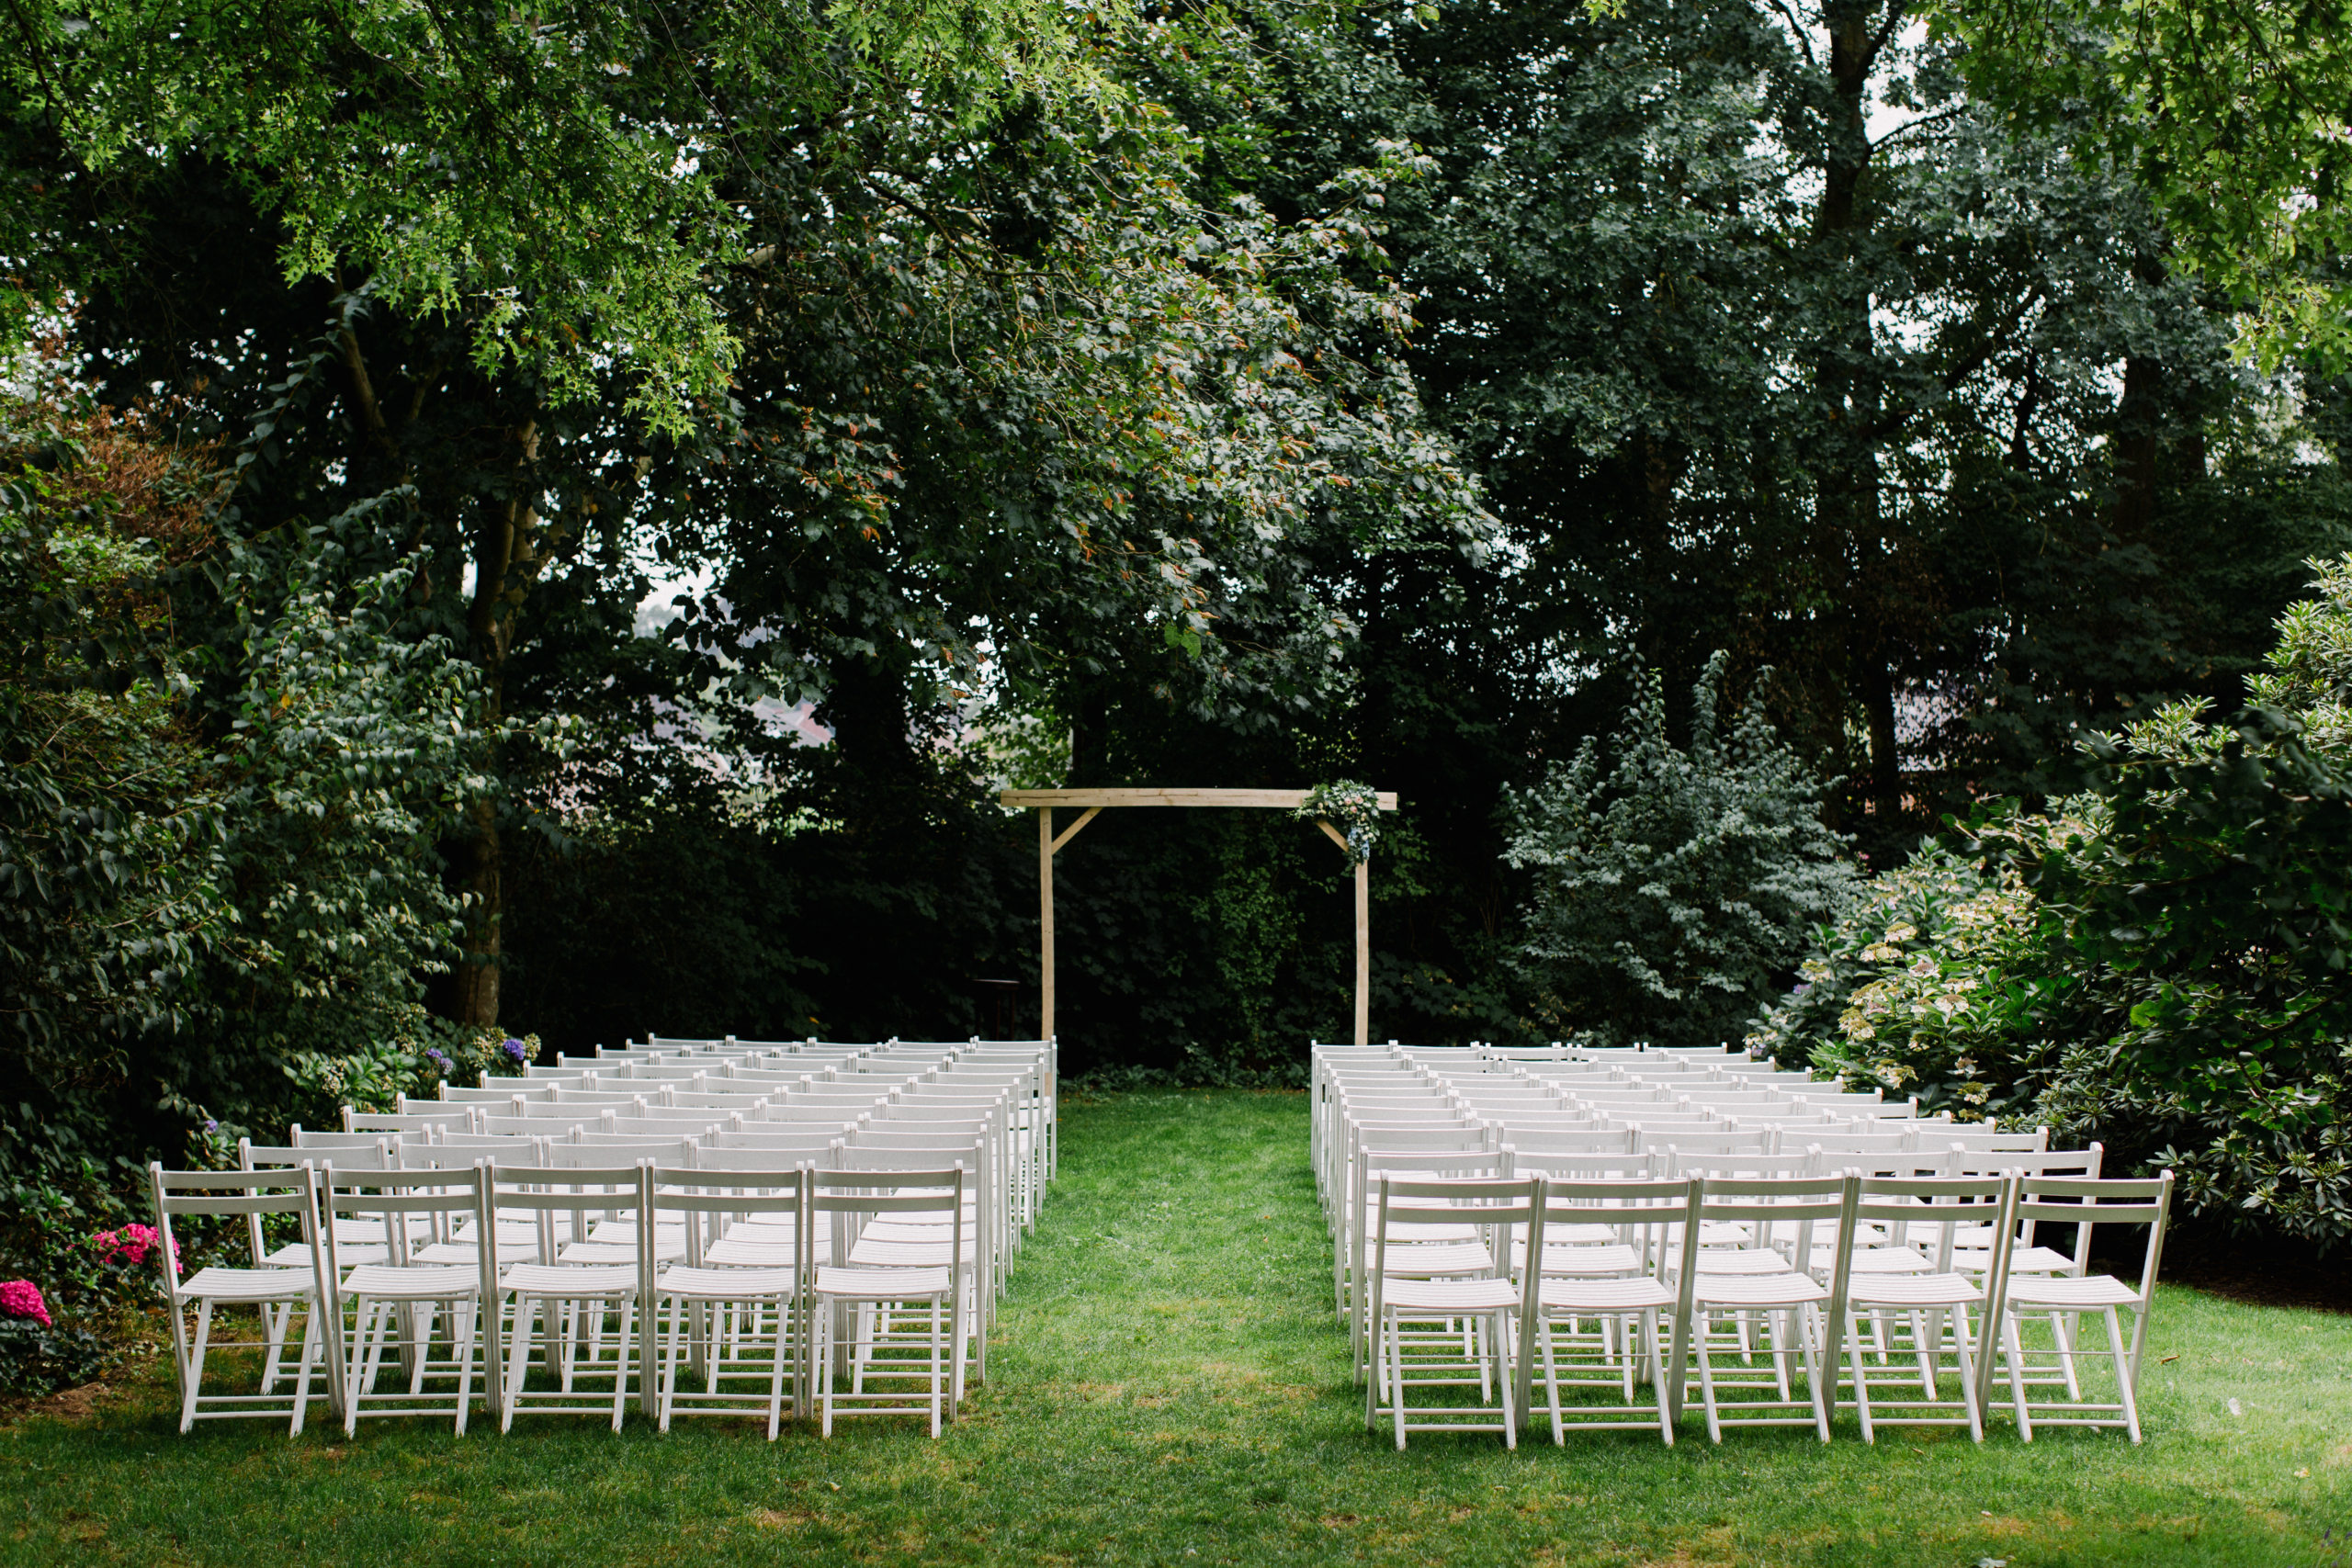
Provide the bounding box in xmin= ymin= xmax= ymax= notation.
xmin=7 ymin=0 xmax=2352 ymax=1193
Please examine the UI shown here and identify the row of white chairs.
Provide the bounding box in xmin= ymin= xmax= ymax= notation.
xmin=1357 ymin=1167 xmax=2172 ymax=1448
xmin=150 ymin=1158 xmax=982 ymax=1440
xmin=149 ymin=1037 xmax=1057 ymax=1441
xmin=1311 ymin=1043 xmax=2161 ymax=1445
xmin=1311 ymin=1042 xmax=2042 ymax=1324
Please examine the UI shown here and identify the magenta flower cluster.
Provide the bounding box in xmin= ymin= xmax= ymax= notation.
xmin=0 ymin=1280 xmax=51 ymax=1327
xmin=89 ymin=1223 xmax=169 ymax=1267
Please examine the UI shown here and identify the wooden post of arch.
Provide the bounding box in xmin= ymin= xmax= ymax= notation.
xmin=1001 ymin=787 xmax=1399 ymax=1046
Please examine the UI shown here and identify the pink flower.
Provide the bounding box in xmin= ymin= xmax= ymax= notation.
xmin=0 ymin=1280 xmax=51 ymax=1328
xmin=88 ymin=1224 xmax=169 ymax=1267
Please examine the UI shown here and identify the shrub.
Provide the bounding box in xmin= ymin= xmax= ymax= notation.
xmin=1504 ymin=654 xmax=1860 ymax=1049
xmin=1747 ymin=818 xmax=2093 ymax=1122
xmin=1753 ymin=555 xmax=2352 ymax=1248
xmin=0 ymin=1280 xmax=104 ymax=1398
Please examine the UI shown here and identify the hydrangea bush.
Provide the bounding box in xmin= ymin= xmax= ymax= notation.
xmin=1747 ymin=821 xmax=2094 ymax=1124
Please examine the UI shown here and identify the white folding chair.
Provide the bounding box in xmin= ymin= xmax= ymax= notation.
xmin=322 ymin=1161 xmax=492 ymax=1435
xmin=1984 ymin=1171 xmax=2174 ymax=1443
xmin=808 ymin=1166 xmax=967 ymax=1438
xmin=650 ymin=1164 xmax=808 ymax=1438
xmin=1523 ymin=1175 xmax=1696 ymax=1445
xmin=1666 ymin=1174 xmax=1859 ymax=1443
xmin=483 ymin=1162 xmax=650 ymax=1432
xmin=1836 ymin=1172 xmax=2014 ymax=1443
xmin=148 ymin=1163 xmax=338 ymax=1436
xmin=1363 ymin=1175 xmax=1538 ymax=1450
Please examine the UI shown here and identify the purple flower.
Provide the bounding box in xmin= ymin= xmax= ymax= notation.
xmin=203 ymin=1119 xmax=218 ymax=1133
xmin=1 ymin=1280 xmax=53 ymax=1327
xmin=502 ymin=1037 xmax=527 ymax=1063
xmin=425 ymin=1047 xmax=451 ymax=1073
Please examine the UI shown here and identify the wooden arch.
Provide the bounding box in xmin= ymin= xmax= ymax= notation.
xmin=998 ymin=787 xmax=1400 ymax=1047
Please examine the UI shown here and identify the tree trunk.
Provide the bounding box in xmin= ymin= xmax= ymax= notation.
xmin=453 ymin=419 xmax=539 ymax=1028
xmin=1815 ymin=2 xmax=1895 ymax=814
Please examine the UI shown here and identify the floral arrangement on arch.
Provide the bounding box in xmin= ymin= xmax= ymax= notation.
xmin=1298 ymin=780 xmax=1382 ymax=865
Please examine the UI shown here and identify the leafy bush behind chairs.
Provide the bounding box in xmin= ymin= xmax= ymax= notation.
xmin=1752 ymin=557 xmax=2352 ymax=1249
xmin=1749 ymin=826 xmax=2086 ymax=1122
xmin=1504 ymin=653 xmax=1861 ymax=1051
xmin=2005 ymin=713 xmax=2352 ymax=1250
xmin=0 ymin=391 xmax=544 ymax=1390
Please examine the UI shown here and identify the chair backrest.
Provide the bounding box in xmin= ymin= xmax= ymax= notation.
xmin=695 ymin=1141 xmax=838 ymax=1171
xmin=559 ymin=1135 xmax=696 ymax=1164
xmin=2013 ymin=1171 xmax=2174 ymax=1295
xmin=437 ymin=1083 xmax=557 ymax=1104
xmin=1487 ymin=1127 xmax=1638 ymax=1156
xmin=1663 ymin=1145 xmax=1819 ymax=1179
xmin=605 ymin=1114 xmax=730 ymax=1137
xmin=854 ymin=1126 xmax=992 ymax=1151
xmin=1804 ymin=1131 xmax=1914 ymax=1156
xmin=755 ymin=1104 xmax=873 ymax=1129
xmin=1634 ymin=1128 xmax=1772 ymax=1157
xmin=667 ymin=1091 xmax=773 ymax=1111
xmin=426 ymin=1130 xmax=544 ymax=1153
xmin=1504 ymin=1147 xmax=1656 ymax=1180
xmin=1537 ymin=1173 xmax=1702 ymax=1267
xmin=346 ymin=1108 xmax=474 ymax=1134
xmin=248 ymin=1135 xmax=392 ymax=1170
xmin=1471 ymin=1111 xmax=1598 ymax=1129
xmin=485 ymin=1162 xmax=649 ymax=1263
xmin=548 ymin=1089 xmax=651 ymax=1106
xmin=291 ymin=1125 xmax=409 ymax=1150
xmin=1945 ymin=1143 xmax=2103 ymax=1181
xmin=650 ymin=1165 xmax=806 ymax=1261
xmin=810 ymin=1166 xmax=967 ymax=1268
xmin=1355 ymin=1125 xmax=1497 ymax=1156
xmin=1851 ymin=1171 xmax=2013 ymax=1269
xmin=1686 ymin=1173 xmax=1859 ymax=1281
xmin=1370 ymin=1175 xmax=1539 ymax=1284
xmin=1924 ymin=1124 xmax=2051 ymax=1152
xmin=321 ymin=1162 xmax=489 ymax=1273
xmin=149 ymin=1164 xmax=322 ymax=1298
xmin=476 ymin=1112 xmax=596 ymax=1136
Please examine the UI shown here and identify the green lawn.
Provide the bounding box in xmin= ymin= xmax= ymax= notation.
xmin=5 ymin=1089 xmax=2348 ymax=1566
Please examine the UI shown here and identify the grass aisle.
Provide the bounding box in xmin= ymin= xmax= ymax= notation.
xmin=4 ymin=1089 xmax=2348 ymax=1565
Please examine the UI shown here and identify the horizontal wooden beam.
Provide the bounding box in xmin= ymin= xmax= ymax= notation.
xmin=1001 ymin=787 xmax=1398 ymax=811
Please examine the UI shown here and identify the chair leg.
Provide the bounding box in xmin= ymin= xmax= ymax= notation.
xmin=2105 ymin=1305 xmax=2143 ymax=1443
xmin=1951 ymin=1318 xmax=1981 ymax=1443
xmin=766 ymin=1300 xmax=788 ymax=1441
xmin=660 ymin=1295 xmax=683 ymax=1434
xmin=1540 ymin=1314 xmax=1565 ymax=1447
xmin=817 ymin=1297 xmax=835 ymax=1439
xmin=1848 ymin=1309 xmax=1874 ymax=1444
xmin=286 ymin=1307 xmax=319 ymax=1438
xmin=503 ymin=1295 xmax=531 ymax=1433
xmin=181 ymin=1302 xmax=214 ymax=1435
xmin=2001 ymin=1309 xmax=2032 ymax=1440
xmin=453 ymin=1299 xmax=478 ymax=1437
xmin=1797 ymin=1305 xmax=1829 ymax=1444
xmin=1693 ymin=1314 xmax=1723 ymax=1445
xmin=929 ymin=1293 xmax=944 ymax=1440
xmin=259 ymin=1302 xmax=288 ymax=1396
xmin=610 ymin=1296 xmax=635 ymax=1433
xmin=1388 ymin=1313 xmax=1408 ymax=1452
xmin=1646 ymin=1310 xmax=1674 ymax=1447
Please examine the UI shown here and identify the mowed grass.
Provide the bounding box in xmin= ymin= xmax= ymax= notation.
xmin=5 ymin=1089 xmax=2349 ymax=1567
